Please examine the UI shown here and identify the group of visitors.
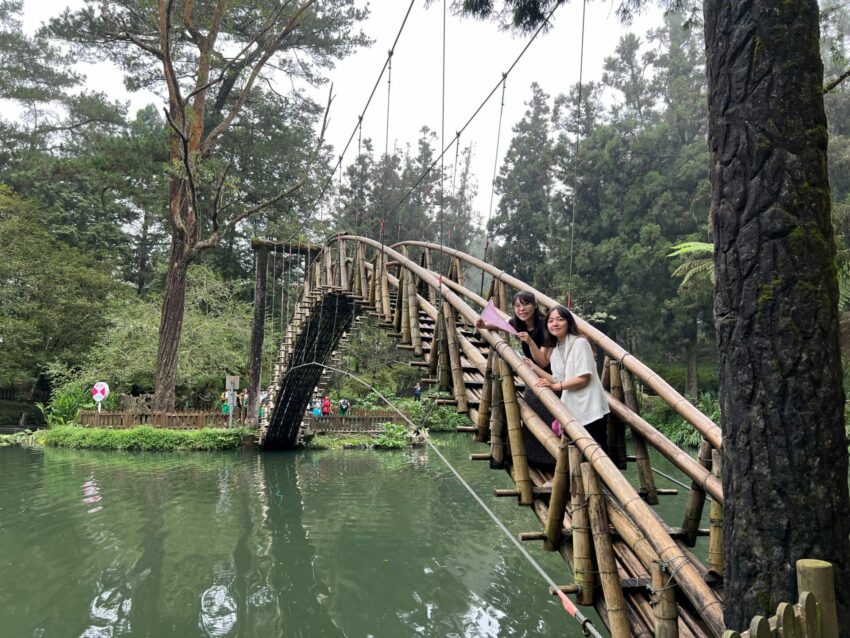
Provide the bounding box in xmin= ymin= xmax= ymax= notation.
xmin=219 ymin=388 xmax=267 ymax=422
xmin=311 ymin=396 xmax=351 ymax=417
xmin=476 ymin=292 xmax=609 ymax=456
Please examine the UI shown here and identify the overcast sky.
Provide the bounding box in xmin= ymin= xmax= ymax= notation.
xmin=16 ymin=0 xmax=663 ymax=228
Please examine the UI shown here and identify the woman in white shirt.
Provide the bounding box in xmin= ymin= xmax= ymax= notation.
xmin=531 ymin=305 xmax=610 ymax=451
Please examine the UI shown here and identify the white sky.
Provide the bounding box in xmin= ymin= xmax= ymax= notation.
xmin=16 ymin=0 xmax=664 ymax=224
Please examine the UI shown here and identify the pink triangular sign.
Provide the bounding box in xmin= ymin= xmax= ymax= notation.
xmin=480 ymin=300 xmax=518 ymax=335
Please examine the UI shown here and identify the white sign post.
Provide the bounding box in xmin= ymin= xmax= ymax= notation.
xmin=92 ymin=382 xmax=110 ymax=413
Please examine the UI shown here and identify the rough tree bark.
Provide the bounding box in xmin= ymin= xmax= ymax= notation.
xmin=705 ymin=0 xmax=850 ymax=630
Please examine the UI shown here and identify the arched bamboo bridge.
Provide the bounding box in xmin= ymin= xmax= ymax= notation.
xmin=259 ymin=235 xmax=727 ymax=637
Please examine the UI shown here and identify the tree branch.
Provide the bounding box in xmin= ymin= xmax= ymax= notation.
xmin=159 ymin=0 xmax=184 ymax=115
xmin=824 ymin=67 xmax=850 ymax=94
xmin=193 ymin=84 xmax=332 ymax=254
xmin=201 ymin=0 xmax=319 ymax=156
xmin=162 ymin=107 xmax=196 ymax=238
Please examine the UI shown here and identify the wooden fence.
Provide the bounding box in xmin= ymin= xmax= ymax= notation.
xmin=78 ymin=411 xmax=230 ymax=430
xmin=305 ymin=414 xmax=403 ymax=434
xmin=722 ymin=560 xmax=838 ymax=638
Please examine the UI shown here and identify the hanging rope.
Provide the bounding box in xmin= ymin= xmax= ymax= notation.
xmin=567 ymin=0 xmax=588 ymax=310
xmin=385 ymin=51 xmax=393 ymax=158
xmin=479 ymin=74 xmax=507 ymax=298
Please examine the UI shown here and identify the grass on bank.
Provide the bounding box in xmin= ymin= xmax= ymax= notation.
xmin=39 ymin=425 xmax=254 ymax=451
xmin=304 ymin=422 xmax=423 ymax=450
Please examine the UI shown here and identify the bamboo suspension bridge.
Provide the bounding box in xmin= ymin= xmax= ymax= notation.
xmin=247 ymin=235 xmax=831 ymax=638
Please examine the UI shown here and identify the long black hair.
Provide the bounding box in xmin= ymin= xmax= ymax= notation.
xmin=547 ymin=305 xmax=580 ymax=336
xmin=509 ymin=291 xmax=555 ymax=347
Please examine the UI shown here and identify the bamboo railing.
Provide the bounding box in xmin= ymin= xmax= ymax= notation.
xmin=259 ymin=234 xmax=741 ymax=637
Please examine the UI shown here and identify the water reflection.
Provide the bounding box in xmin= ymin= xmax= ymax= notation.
xmin=1 ymin=439 xmax=681 ymax=637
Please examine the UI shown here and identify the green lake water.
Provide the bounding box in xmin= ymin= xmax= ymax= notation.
xmin=0 ymin=434 xmax=707 ymax=637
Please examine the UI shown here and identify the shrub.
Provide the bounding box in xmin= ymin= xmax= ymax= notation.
xmin=373 ymin=422 xmax=413 ymax=449
xmin=37 ymin=379 xmax=118 ymax=426
xmin=40 ymin=426 xmax=252 ymax=451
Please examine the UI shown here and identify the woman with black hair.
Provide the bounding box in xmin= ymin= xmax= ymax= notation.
xmin=476 ymin=291 xmax=558 ymax=465
xmin=532 ymin=305 xmax=609 ymax=451
xmin=475 ymin=290 xmax=554 ymax=367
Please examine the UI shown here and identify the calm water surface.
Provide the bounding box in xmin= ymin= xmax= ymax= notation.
xmin=0 ymin=435 xmax=706 ymax=637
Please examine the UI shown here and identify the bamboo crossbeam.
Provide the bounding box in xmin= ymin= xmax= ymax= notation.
xmin=250 ymin=238 xmax=322 ymax=255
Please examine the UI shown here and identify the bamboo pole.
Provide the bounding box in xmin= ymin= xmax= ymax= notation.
xmin=489 ymin=362 xmax=506 ymax=468
xmin=400 ymin=271 xmax=412 ymax=343
xmin=570 ymin=444 xmax=596 ymax=605
xmin=582 ymin=462 xmax=630 ymax=637
xmin=707 ymin=449 xmax=723 ymax=577
xmin=407 ymin=270 xmax=423 ymax=356
xmin=338 ymin=239 xmax=349 ymax=291
xmin=475 ymin=351 xmax=495 ymax=443
xmin=393 ymin=271 xmax=405 ymax=333
xmin=323 ymin=247 xmax=333 ymax=287
xmin=368 ymin=256 xmax=378 ymax=308
xmin=497 ymin=280 xmax=509 ymax=313
xmin=500 ymin=357 xmax=533 ymax=505
xmin=437 ymin=313 xmax=451 ymax=392
xmin=621 ymin=369 xmax=659 ymax=504
xmin=381 ymin=259 xmax=392 ymax=322
xmin=442 ymin=301 xmax=468 ymax=412
xmin=427 ymin=306 xmax=441 ymax=376
xmin=544 ymin=438 xmax=571 ymax=551
xmin=358 ymin=244 xmax=368 ymax=299
xmin=423 ymin=248 xmax=437 ymax=305
xmin=607 ymin=361 xmax=628 ymax=469
xmin=681 ymin=440 xmax=713 ymax=547
xmin=652 ymin=561 xmax=679 ymax=637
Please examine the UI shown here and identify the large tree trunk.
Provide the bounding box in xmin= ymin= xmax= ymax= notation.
xmin=152 ymin=236 xmax=191 ymax=411
xmin=705 ymin=1 xmax=850 ymax=631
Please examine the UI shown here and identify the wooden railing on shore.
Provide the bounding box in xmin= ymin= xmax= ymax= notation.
xmin=306 ymin=414 xmax=402 ymax=434
xmin=78 ymin=410 xmax=231 ymax=429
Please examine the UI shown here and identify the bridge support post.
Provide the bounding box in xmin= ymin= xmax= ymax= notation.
xmin=489 ymin=359 xmax=506 ymax=468
xmin=569 ymin=444 xmax=596 ymax=606
xmin=707 ymin=449 xmax=724 ymax=577
xmin=621 ymin=369 xmax=658 ymax=503
xmin=400 ymin=273 xmax=411 ymax=343
xmin=406 ymin=270 xmax=423 ymax=356
xmin=437 ymin=314 xmax=451 ymax=392
xmin=442 ymin=302 xmax=468 ymax=412
xmin=500 ymin=357 xmax=533 ymax=505
xmin=682 ymin=440 xmax=713 ymax=547
xmin=652 ymin=560 xmax=679 ymax=637
xmin=247 ymin=246 xmax=269 ymax=428
xmin=338 ymin=239 xmax=349 ymax=291
xmin=606 ymin=360 xmax=628 ymax=469
xmin=582 ymin=462 xmax=630 ymax=637
xmin=543 ymin=437 xmax=570 ymax=551
xmin=381 ymin=259 xmax=392 ymax=322
xmin=475 ymin=351 xmax=495 ymax=443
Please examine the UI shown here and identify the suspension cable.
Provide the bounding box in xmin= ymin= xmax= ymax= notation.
xmin=479 ymin=75 xmax=507 ymax=298
xmin=567 ymin=0 xmax=588 ymax=309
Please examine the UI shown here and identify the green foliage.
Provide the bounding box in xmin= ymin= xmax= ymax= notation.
xmin=40 ymin=426 xmax=252 ymax=451
xmin=36 ymin=379 xmax=117 ymax=427
xmin=639 ymin=392 xmax=719 ymax=448
xmin=0 ymin=186 xmax=121 ymax=386
xmin=372 ymin=422 xmax=415 ymax=450
xmin=47 ymin=265 xmax=255 ymax=405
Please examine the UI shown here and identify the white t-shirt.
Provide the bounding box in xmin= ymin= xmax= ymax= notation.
xmin=549 ymin=335 xmax=610 ymax=425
